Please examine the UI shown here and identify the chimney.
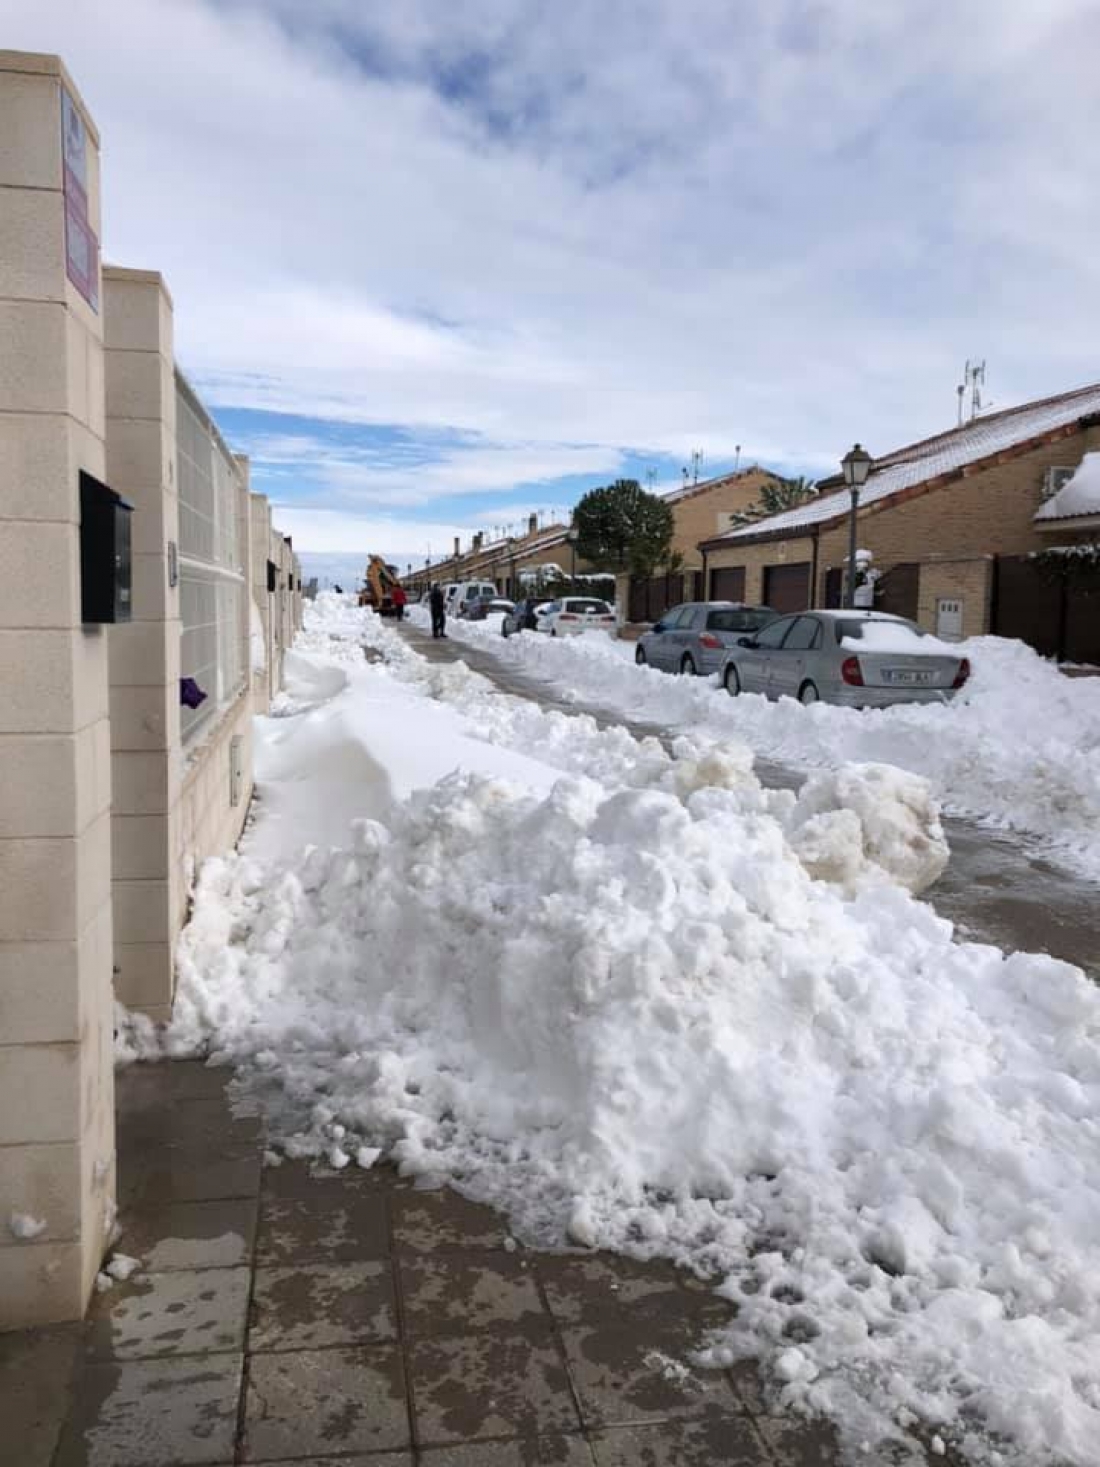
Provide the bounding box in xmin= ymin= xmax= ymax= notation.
xmin=453 ymin=536 xmax=460 ymax=558
xmin=474 ymin=532 xmax=483 ymax=551
xmin=528 ymin=512 xmax=537 ymax=536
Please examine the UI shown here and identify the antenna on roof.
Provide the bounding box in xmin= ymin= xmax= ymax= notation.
xmin=958 ymin=360 xmax=987 ymax=424
xmin=690 ymin=448 xmax=703 ymax=485
xmin=646 ymin=469 xmax=656 ymax=493
xmin=734 ymin=445 xmax=741 ymax=470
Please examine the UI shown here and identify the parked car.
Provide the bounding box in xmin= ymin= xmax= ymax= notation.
xmin=719 ymin=610 xmax=971 ymax=707
xmin=463 ymin=595 xmax=514 ymax=622
xmin=501 ymin=597 xmax=553 ymax=636
xmin=635 ymin=602 xmax=776 ymax=676
xmin=455 ymin=581 xmax=500 ymax=618
xmin=540 ymin=597 xmax=619 ymax=636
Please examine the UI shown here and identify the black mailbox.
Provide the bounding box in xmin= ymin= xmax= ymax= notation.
xmin=80 ymin=470 xmax=133 ymax=624
xmin=266 ymin=559 xmax=278 ymax=593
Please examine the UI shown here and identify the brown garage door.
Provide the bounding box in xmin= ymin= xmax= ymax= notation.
xmin=763 ymin=562 xmax=811 ymax=614
xmin=709 ymin=566 xmax=745 ymax=602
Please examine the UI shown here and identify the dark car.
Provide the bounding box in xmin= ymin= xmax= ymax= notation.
xmin=501 ymin=597 xmax=553 ymax=636
xmin=463 ymin=595 xmax=515 ymax=622
xmin=635 ymin=602 xmax=777 ymax=676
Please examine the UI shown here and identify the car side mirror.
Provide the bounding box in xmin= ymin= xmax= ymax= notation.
xmin=737 ymin=635 xmax=757 ymax=648
xmin=652 ymin=621 xmax=666 ymax=633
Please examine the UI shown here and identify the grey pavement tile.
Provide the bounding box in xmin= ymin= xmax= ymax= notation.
xmin=590 ymin=1409 xmax=770 ymax=1465
xmin=242 ymin=1344 xmax=409 ymax=1460
xmin=248 ymin=1459 xmax=412 ymax=1466
xmin=399 ymin=1249 xmax=548 ymax=1337
xmin=117 ymin=1094 xmax=261 ymax=1150
xmin=392 ymin=1186 xmax=509 ymax=1253
xmin=726 ymin=1358 xmax=771 ymax=1417
xmin=559 ymin=1321 xmax=740 ymax=1429
xmin=115 ymin=1197 xmax=257 ymax=1272
xmin=0 ymin=1322 xmax=82 ymax=1467
xmin=421 ymin=1436 xmax=596 ymax=1465
xmin=53 ymin=1353 xmax=242 ymax=1467
xmin=260 ymin=1155 xmax=407 ymax=1198
xmin=408 ymin=1318 xmax=581 ymax=1444
xmin=256 ymin=1188 xmax=390 ymax=1263
xmin=249 ymin=1260 xmax=396 ymax=1350
xmin=115 ymin=1059 xmax=233 ymax=1111
xmin=759 ymin=1416 xmax=947 ymax=1467
xmin=85 ymin=1266 xmax=250 ymax=1361
xmin=118 ymin=1141 xmax=262 ymax=1208
xmin=535 ymin=1253 xmax=732 ymax=1333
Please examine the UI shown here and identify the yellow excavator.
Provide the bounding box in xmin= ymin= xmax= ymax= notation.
xmin=358 ymin=555 xmax=402 ymax=615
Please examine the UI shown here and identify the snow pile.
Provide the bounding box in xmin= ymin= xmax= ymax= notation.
xmin=787 ymin=764 xmax=949 ymax=895
xmin=1035 ymin=453 xmax=1100 ymax=521
xmin=143 ymin=595 xmax=1100 ymax=1465
xmin=9 ymin=1212 xmax=47 ymax=1240
xmin=429 ymin=607 xmax=1100 ymax=879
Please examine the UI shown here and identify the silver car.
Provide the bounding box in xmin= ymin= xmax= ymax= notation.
xmin=719 ymin=610 xmax=971 ymax=707
xmin=635 ymin=602 xmax=776 ymax=677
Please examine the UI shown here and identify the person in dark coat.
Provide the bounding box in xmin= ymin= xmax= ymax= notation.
xmin=429 ymin=583 xmax=446 ymax=638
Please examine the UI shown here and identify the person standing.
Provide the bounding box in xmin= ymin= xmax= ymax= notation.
xmin=392 ymin=583 xmax=408 ymax=621
xmin=429 ymin=583 xmax=446 ymax=638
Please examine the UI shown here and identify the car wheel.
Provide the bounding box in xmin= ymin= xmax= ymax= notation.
xmin=723 ymin=664 xmax=741 ymax=696
xmin=635 ymin=645 xmax=647 ymax=665
xmin=502 ymin=622 xmax=511 ymax=638
xmin=680 ymin=654 xmax=697 ymax=676
xmin=550 ymin=627 xmax=557 ymax=637
xmin=798 ymin=681 xmax=820 ymax=706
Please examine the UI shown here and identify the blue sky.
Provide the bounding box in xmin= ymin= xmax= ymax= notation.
xmin=8 ymin=0 xmax=1100 ymax=566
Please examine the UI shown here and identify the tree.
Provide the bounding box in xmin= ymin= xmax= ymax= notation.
xmin=730 ymin=475 xmax=818 ymax=527
xmin=574 ymin=479 xmax=674 ymax=578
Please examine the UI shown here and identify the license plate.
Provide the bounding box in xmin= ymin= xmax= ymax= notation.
xmin=883 ymin=669 xmax=934 ymax=685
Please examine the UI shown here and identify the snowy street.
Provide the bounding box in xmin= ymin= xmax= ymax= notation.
xmin=403 ymin=618 xmax=1098 ymax=981
xmin=113 ymin=593 xmax=1100 ymax=1467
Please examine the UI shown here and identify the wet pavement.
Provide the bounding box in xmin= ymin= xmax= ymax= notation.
xmin=3 ymin=1060 xmax=937 ymax=1467
xmin=407 ymin=624 xmax=1098 ymax=979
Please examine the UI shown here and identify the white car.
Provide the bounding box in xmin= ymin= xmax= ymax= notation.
xmin=540 ymin=596 xmax=619 ymax=637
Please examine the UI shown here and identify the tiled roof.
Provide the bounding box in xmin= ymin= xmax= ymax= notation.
xmin=708 ymin=382 xmax=1100 ymax=545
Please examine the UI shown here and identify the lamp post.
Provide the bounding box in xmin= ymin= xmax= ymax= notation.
xmin=506 ymin=537 xmax=517 ymax=599
xmin=565 ymin=526 xmax=578 ymax=587
xmin=840 ymin=443 xmax=873 ymax=608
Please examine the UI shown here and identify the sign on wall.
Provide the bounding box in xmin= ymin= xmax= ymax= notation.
xmin=61 ymin=87 xmax=99 ymax=312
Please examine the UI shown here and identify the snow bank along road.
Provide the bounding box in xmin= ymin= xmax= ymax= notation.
xmin=132 ymin=596 xmax=1100 ymax=1467
xmin=422 ymin=605 xmax=1100 ymax=886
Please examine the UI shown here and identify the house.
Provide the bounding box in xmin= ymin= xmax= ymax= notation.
xmin=622 ymin=466 xmax=780 ymax=622
xmin=698 ymin=384 xmax=1100 ymax=661
xmin=407 ymin=515 xmax=596 ymax=599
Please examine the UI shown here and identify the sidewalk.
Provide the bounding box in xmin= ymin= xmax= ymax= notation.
xmin=1 ymin=1058 xmax=883 ymax=1467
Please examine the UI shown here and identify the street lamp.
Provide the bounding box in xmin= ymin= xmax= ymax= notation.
xmin=565 ymin=526 xmax=579 ymax=585
xmin=506 ymin=536 xmax=517 ymax=598
xmin=840 ymin=443 xmax=873 ymax=608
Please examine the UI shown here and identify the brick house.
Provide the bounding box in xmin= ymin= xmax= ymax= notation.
xmin=621 ymin=465 xmax=780 ymax=622
xmin=698 ymin=384 xmax=1100 ymax=661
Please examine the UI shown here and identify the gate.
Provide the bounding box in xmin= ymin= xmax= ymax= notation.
xmin=762 ymin=562 xmax=811 ymax=614
xmin=993 ymin=556 xmax=1100 ymax=664
xmin=628 ymin=572 xmax=687 ymax=623
xmin=876 ymin=562 xmax=920 ymax=620
xmin=710 ymin=566 xmax=745 ymax=602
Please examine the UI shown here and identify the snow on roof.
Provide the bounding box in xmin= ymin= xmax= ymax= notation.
xmin=710 ymin=382 xmax=1100 ymax=544
xmin=1034 ymin=452 xmax=1100 ymax=522
xmin=662 ymin=464 xmax=768 ymax=505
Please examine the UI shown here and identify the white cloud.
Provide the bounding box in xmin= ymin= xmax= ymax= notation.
xmin=267 ymin=504 xmax=472 ymax=566
xmin=8 ymin=0 xmax=1099 ymax=503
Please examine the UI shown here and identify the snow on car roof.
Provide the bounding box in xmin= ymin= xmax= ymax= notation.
xmin=712 ymin=382 xmax=1100 ymax=543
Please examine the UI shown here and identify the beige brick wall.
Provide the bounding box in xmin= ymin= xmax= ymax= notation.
xmin=669 ymin=468 xmax=777 ymax=567
xmin=0 ymin=50 xmax=116 ymax=1328
xmin=916 ymin=559 xmax=994 ymax=640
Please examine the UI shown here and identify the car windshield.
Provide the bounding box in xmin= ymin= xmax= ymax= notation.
xmin=707 ymin=609 xmax=770 ymax=632
xmin=564 ymin=599 xmax=612 ymax=614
